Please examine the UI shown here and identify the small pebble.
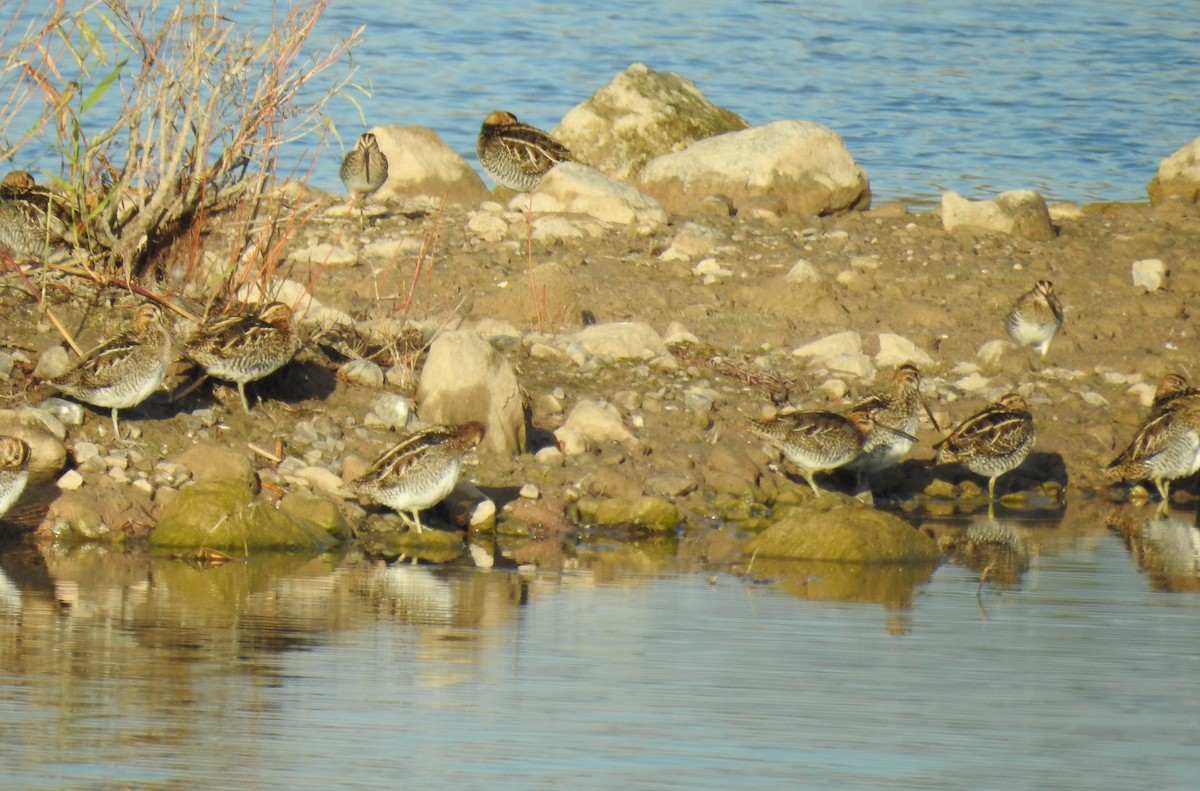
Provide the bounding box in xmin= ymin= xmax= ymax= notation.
xmin=57 ymin=469 xmax=84 ymax=490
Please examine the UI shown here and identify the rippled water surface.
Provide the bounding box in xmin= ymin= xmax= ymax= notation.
xmin=4 ymin=1 xmax=1199 ymax=204
xmin=3 ymin=503 xmax=1200 ymax=789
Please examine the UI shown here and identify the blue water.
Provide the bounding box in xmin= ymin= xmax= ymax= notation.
xmin=3 ymin=506 xmax=1200 ymax=789
xmin=3 ymin=1 xmax=1198 ymax=205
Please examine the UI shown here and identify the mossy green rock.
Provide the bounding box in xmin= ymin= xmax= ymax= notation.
xmin=151 ymin=480 xmax=337 ymax=551
xmin=584 ymin=495 xmax=683 ymax=532
xmin=279 ymin=492 xmax=353 ymax=541
xmin=748 ymin=504 xmax=940 ymax=563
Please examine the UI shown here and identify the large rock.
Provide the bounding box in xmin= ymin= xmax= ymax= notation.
xmin=151 ymin=480 xmax=337 ymax=551
xmin=638 ymin=120 xmax=871 ymax=216
xmin=875 ymin=333 xmax=935 ymax=368
xmin=1147 ymin=136 xmax=1200 ymax=206
xmin=557 ymin=321 xmax=669 ymax=361
xmin=416 ymin=329 xmax=527 ymax=454
xmin=171 ymin=441 xmax=257 ymax=489
xmin=521 ymin=163 xmax=668 ymax=228
xmin=941 ymin=189 xmax=1055 ymax=240
xmin=553 ymin=63 xmax=749 ymax=181
xmin=792 ymin=330 xmax=873 ymax=379
xmin=747 ymin=504 xmax=941 ymax=563
xmin=368 ymin=125 xmax=489 ymax=205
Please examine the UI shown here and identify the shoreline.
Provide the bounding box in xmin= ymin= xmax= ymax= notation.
xmin=3 ymin=184 xmax=1200 ymax=554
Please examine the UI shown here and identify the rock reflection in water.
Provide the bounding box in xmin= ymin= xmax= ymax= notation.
xmin=1109 ymin=506 xmax=1200 ymax=592
xmin=748 ymin=557 xmax=937 ymax=612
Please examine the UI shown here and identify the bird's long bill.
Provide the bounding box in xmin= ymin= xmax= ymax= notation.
xmin=877 ymin=422 xmax=919 ymax=445
xmin=920 ymin=395 xmax=941 ymax=433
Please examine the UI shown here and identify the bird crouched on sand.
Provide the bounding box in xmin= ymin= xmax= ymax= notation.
xmin=180 ymin=301 xmax=303 ymax=413
xmin=750 ymin=405 xmax=916 ymax=496
xmin=476 ymin=110 xmax=572 ymax=192
xmin=46 ymin=303 xmax=174 ymax=438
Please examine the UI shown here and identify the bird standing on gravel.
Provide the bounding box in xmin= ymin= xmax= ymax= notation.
xmin=340 ymin=132 xmax=389 ymax=217
xmin=1006 ymin=280 xmax=1063 ymax=359
xmin=351 ymin=422 xmax=486 ymax=533
xmin=934 ymin=393 xmax=1036 ymax=501
xmin=181 ymin=301 xmax=303 ymax=414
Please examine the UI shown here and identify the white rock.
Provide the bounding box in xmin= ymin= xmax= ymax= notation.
xmin=553 ymin=426 xmax=592 ymax=456
xmin=1131 ymin=258 xmax=1167 ymax=292
xmin=33 ymin=346 xmax=71 ymax=380
xmin=368 ymin=124 xmax=489 ymax=205
xmin=1128 ymin=381 xmax=1157 ymax=408
xmin=941 ymin=190 xmax=1055 ymax=241
xmin=977 ymin=339 xmax=1012 ymax=366
xmin=553 ymin=63 xmax=748 ymax=181
xmin=819 ymin=378 xmax=848 ymax=401
xmin=38 ymin=398 xmax=85 ymax=428
xmin=295 ymin=466 xmax=347 ymax=495
xmin=530 ymin=214 xmax=590 ymax=241
xmin=955 ymin=372 xmax=992 ymax=392
xmin=73 ymin=441 xmax=101 ymax=464
xmin=339 ymin=358 xmax=385 ymax=388
xmin=658 ymin=222 xmax=728 ymax=261
xmin=558 ymin=321 xmax=668 ymax=361
xmin=824 ymin=354 xmax=875 ymax=380
xmin=523 ymin=162 xmax=668 ymax=228
xmin=792 ymin=330 xmax=863 ymax=361
xmin=470 ymin=318 xmax=523 ymax=345
xmin=369 ymin=393 xmax=415 ymax=430
xmin=1147 ymin=135 xmax=1200 ymax=206
xmin=1079 ymin=391 xmax=1110 ymax=407
xmin=417 ymin=329 xmax=527 ymax=453
xmin=876 ymin=334 xmax=935 ymax=368
xmin=638 ymin=119 xmax=871 ymax=216
xmin=662 ymin=322 xmax=699 ymax=345
xmin=692 ymin=258 xmax=732 ymax=283
xmin=467 ymin=212 xmax=509 ymax=241
xmin=560 ymin=400 xmax=634 ymax=446
xmin=288 ymin=243 xmax=357 ymax=267
xmin=467 ymin=542 xmax=495 ymax=568
xmin=57 ymin=469 xmax=84 ymax=490
xmin=519 ymin=484 xmax=540 ymax=500
xmin=528 ymin=342 xmax=566 ymax=361
xmin=469 ymin=498 xmax=497 ymax=527
xmin=362 ymin=236 xmax=424 ymax=259
xmin=784 ymin=259 xmax=822 ymax=284
xmin=535 ymin=446 xmax=565 ymax=466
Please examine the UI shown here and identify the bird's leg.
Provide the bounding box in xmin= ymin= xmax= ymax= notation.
xmin=238 ymin=382 xmax=251 ymax=414
xmin=803 ymin=472 xmax=822 ymax=497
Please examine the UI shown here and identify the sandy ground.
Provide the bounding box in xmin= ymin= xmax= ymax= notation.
xmin=4 ymin=190 xmax=1200 ymax=541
